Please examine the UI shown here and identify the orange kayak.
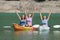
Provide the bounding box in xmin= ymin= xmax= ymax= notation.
xmin=13 ymin=23 xmax=36 ymax=31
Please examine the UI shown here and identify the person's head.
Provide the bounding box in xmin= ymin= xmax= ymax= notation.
xmin=22 ymin=15 xmax=25 ymax=18
xmin=28 ymin=14 xmax=32 ymax=17
xmin=43 ymin=16 xmax=47 ymax=19
xmin=21 ymin=15 xmax=26 ymax=20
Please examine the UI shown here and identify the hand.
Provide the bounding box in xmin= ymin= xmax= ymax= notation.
xmin=16 ymin=10 xmax=20 ymax=13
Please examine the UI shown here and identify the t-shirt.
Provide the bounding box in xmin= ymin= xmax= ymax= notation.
xmin=26 ymin=17 xmax=32 ymax=25
xmin=42 ymin=19 xmax=48 ymax=26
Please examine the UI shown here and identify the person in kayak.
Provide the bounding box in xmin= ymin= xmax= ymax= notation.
xmin=25 ymin=13 xmax=34 ymax=27
xmin=16 ymin=10 xmax=26 ymax=26
xmin=19 ymin=15 xmax=26 ymax=26
xmin=40 ymin=10 xmax=52 ymax=27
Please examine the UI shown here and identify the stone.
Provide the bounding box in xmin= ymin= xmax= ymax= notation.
xmin=0 ymin=1 xmax=60 ymax=13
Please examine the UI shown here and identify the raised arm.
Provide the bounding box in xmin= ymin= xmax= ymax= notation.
xmin=25 ymin=10 xmax=28 ymax=18
xmin=40 ymin=11 xmax=42 ymax=20
xmin=32 ymin=12 xmax=34 ymax=18
xmin=16 ymin=10 xmax=21 ymax=20
xmin=47 ymin=10 xmax=52 ymax=20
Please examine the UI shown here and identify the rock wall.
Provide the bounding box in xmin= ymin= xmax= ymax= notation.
xmin=0 ymin=1 xmax=60 ymax=13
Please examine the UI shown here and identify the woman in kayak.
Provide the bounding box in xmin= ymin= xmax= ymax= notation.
xmin=16 ymin=10 xmax=26 ymax=26
xmin=19 ymin=15 xmax=26 ymax=26
xmin=40 ymin=10 xmax=52 ymax=27
xmin=25 ymin=13 xmax=34 ymax=27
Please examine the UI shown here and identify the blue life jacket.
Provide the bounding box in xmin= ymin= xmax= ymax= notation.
xmin=20 ymin=20 xmax=26 ymax=26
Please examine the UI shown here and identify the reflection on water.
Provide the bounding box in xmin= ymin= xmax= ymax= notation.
xmin=0 ymin=29 xmax=60 ymax=40
xmin=53 ymin=31 xmax=60 ymax=40
xmin=53 ymin=31 xmax=60 ymax=34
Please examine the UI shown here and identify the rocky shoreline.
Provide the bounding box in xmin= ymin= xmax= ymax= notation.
xmin=0 ymin=1 xmax=60 ymax=13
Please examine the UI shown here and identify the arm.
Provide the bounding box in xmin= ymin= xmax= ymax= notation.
xmin=32 ymin=12 xmax=34 ymax=18
xmin=16 ymin=10 xmax=21 ymax=20
xmin=47 ymin=10 xmax=52 ymax=20
xmin=17 ymin=12 xmax=21 ymax=20
xmin=25 ymin=10 xmax=28 ymax=18
xmin=40 ymin=11 xmax=42 ymax=20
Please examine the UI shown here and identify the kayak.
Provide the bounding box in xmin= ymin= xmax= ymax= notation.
xmin=39 ymin=25 xmax=50 ymax=31
xmin=53 ymin=25 xmax=60 ymax=28
xmin=13 ymin=23 xmax=36 ymax=31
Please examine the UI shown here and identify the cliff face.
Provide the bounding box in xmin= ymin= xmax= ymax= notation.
xmin=0 ymin=1 xmax=60 ymax=13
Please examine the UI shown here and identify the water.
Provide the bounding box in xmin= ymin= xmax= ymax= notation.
xmin=0 ymin=29 xmax=60 ymax=40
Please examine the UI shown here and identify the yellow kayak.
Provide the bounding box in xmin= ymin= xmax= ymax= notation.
xmin=13 ymin=23 xmax=36 ymax=31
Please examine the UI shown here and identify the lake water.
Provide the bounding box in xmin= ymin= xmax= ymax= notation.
xmin=0 ymin=28 xmax=60 ymax=40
